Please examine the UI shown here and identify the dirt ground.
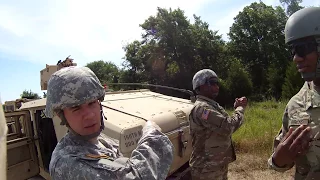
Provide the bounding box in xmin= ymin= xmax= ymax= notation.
xmin=228 ymin=153 xmax=295 ymax=180
xmin=29 ymin=153 xmax=296 ymax=180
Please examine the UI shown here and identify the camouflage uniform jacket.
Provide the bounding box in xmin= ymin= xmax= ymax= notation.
xmin=189 ymin=95 xmax=245 ymax=169
xmin=268 ymin=81 xmax=320 ymax=179
xmin=49 ymin=125 xmax=174 ymax=180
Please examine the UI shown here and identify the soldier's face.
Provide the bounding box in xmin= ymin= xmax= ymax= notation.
xmin=200 ymin=77 xmax=219 ymax=99
xmin=291 ymin=37 xmax=319 ymax=81
xmin=63 ymin=99 xmax=101 ymax=136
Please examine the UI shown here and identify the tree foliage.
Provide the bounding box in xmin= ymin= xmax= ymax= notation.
xmin=86 ymin=60 xmax=120 ymax=90
xmin=76 ymin=2 xmax=311 ymax=106
xmin=21 ymin=89 xmax=41 ymax=99
xmin=281 ymin=61 xmax=304 ymax=99
xmin=228 ymin=2 xmax=291 ymax=99
xmin=280 ymin=0 xmax=304 ymax=16
xmin=121 ymin=7 xmax=228 ymax=98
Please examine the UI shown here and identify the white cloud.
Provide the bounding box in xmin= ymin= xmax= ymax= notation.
xmin=0 ymin=0 xmax=215 ymax=67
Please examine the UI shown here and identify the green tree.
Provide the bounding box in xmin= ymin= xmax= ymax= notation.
xmin=266 ymin=63 xmax=284 ymax=99
xmin=122 ymin=7 xmax=226 ymax=97
xmin=86 ymin=60 xmax=120 ymax=90
xmin=280 ymin=0 xmax=304 ymax=16
xmin=228 ymin=2 xmax=290 ymax=98
xmin=281 ymin=61 xmax=304 ymax=99
xmin=21 ymin=90 xmax=41 ymax=99
xmin=225 ymin=59 xmax=253 ymax=100
xmin=121 ymin=40 xmax=150 ymax=84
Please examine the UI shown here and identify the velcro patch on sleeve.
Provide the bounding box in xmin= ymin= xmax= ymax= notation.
xmin=288 ymin=108 xmax=310 ymax=127
xmin=201 ymin=108 xmax=210 ymax=120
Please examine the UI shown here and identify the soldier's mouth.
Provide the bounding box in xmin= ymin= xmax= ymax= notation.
xmin=84 ymin=123 xmax=97 ymax=128
xmin=297 ymin=65 xmax=309 ymax=72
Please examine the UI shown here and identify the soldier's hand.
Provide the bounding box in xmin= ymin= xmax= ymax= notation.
xmin=234 ymin=97 xmax=248 ymax=108
xmin=238 ymin=97 xmax=248 ymax=107
xmin=272 ymin=125 xmax=312 ymax=167
xmin=144 ymin=121 xmax=162 ymax=132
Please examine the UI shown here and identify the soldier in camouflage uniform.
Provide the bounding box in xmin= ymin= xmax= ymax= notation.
xmin=189 ymin=69 xmax=248 ymax=180
xmin=45 ymin=66 xmax=174 ymax=180
xmin=268 ymin=7 xmax=320 ymax=179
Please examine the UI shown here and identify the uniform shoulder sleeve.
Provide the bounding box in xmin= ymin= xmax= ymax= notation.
xmin=194 ymin=104 xmax=244 ymax=137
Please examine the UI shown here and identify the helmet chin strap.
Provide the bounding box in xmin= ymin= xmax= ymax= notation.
xmin=60 ymin=103 xmax=106 ymax=141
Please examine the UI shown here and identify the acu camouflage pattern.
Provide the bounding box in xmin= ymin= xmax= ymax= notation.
xmin=50 ymin=122 xmax=174 ymax=180
xmin=268 ymin=82 xmax=320 ymax=180
xmin=192 ymin=69 xmax=218 ymax=90
xmin=189 ymin=95 xmax=245 ymax=179
xmin=45 ymin=66 xmax=105 ymax=118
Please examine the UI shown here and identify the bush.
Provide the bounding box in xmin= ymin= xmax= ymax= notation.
xmin=281 ymin=62 xmax=304 ymax=99
xmin=226 ymin=59 xmax=253 ymax=99
xmin=228 ymin=99 xmax=288 ymax=156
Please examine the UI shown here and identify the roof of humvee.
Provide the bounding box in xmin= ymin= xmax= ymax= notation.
xmin=19 ymin=89 xmax=193 ymax=111
xmin=23 ymin=89 xmax=194 ymax=140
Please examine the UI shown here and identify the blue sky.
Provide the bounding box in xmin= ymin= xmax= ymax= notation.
xmin=0 ymin=0 xmax=319 ymax=103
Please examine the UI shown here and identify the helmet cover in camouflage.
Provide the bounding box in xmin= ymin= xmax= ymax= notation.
xmin=192 ymin=69 xmax=218 ymax=90
xmin=45 ymin=66 xmax=105 ymax=118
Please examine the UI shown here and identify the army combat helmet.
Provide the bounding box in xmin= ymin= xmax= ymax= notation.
xmin=192 ymin=69 xmax=218 ymax=93
xmin=285 ymin=7 xmax=320 ymax=79
xmin=45 ymin=66 xmax=106 ymax=140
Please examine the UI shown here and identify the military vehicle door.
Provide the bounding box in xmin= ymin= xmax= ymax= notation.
xmin=6 ymin=110 xmax=39 ymax=180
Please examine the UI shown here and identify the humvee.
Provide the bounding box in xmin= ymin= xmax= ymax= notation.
xmin=1 ymin=100 xmax=8 ymax=180
xmin=5 ymin=57 xmax=195 ymax=180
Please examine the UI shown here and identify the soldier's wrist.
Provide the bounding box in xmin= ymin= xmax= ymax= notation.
xmin=235 ymin=106 xmax=244 ymax=112
xmin=272 ymin=156 xmax=286 ymax=168
xmin=269 ymin=153 xmax=294 ymax=171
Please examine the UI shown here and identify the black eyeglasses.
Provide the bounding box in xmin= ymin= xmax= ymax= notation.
xmin=290 ymin=41 xmax=318 ymax=58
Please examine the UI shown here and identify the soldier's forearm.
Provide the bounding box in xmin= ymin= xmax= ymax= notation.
xmin=228 ymin=109 xmax=245 ymax=133
xmin=130 ymin=127 xmax=174 ymax=180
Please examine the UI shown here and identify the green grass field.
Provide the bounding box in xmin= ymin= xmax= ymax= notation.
xmin=226 ymin=99 xmax=289 ymax=156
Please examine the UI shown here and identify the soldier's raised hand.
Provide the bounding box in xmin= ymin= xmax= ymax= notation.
xmin=272 ymin=125 xmax=312 ymax=167
xmin=234 ymin=97 xmax=248 ymax=109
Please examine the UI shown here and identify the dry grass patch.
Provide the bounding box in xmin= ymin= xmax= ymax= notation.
xmin=228 ymin=153 xmax=295 ymax=180
xmin=224 ymin=100 xmax=297 ymax=179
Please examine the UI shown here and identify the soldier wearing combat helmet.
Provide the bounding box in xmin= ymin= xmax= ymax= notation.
xmin=46 ymin=66 xmax=174 ymax=180
xmin=268 ymin=7 xmax=320 ymax=179
xmin=189 ymin=69 xmax=247 ymax=180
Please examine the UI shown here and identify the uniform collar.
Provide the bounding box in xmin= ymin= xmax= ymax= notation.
xmin=306 ymin=81 xmax=320 ymax=109
xmin=196 ymin=95 xmax=218 ymax=106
